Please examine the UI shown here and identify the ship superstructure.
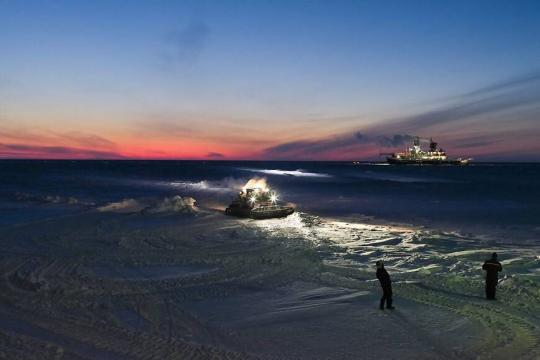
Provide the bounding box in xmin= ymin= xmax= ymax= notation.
xmin=383 ymin=137 xmax=470 ymax=165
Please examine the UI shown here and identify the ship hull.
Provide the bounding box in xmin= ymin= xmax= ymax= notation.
xmin=387 ymin=157 xmax=470 ymax=165
xmin=250 ymin=206 xmax=294 ymax=219
xmin=225 ymin=205 xmax=294 ymax=219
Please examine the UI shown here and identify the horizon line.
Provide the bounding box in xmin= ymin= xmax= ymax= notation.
xmin=0 ymin=158 xmax=538 ymax=164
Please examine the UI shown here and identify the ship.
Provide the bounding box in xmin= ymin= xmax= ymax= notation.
xmin=382 ymin=137 xmax=471 ymax=165
xmin=225 ymin=179 xmax=295 ymax=219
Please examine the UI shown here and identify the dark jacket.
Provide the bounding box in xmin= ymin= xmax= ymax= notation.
xmin=482 ymin=259 xmax=502 ymax=283
xmin=376 ymin=268 xmax=391 ymax=288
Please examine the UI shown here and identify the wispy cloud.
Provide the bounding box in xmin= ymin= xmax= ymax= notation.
xmin=262 ymin=71 xmax=540 ymax=160
xmin=0 ymin=127 xmax=118 ymax=149
xmin=132 ymin=114 xmax=275 ymax=148
xmin=56 ymin=131 xmax=117 ymax=149
xmin=0 ymin=143 xmax=125 ymax=159
xmin=0 ymin=74 xmax=15 ymax=90
xmin=451 ymin=135 xmax=501 ymax=149
xmin=263 ymin=133 xmax=415 ymax=158
xmin=0 ymin=127 xmax=122 ymax=159
xmin=162 ymin=21 xmax=210 ymax=67
xmin=133 ymin=117 xmax=193 ymax=138
xmin=458 ymin=71 xmax=540 ymax=98
xmin=377 ymin=71 xmax=540 ymax=134
xmin=207 ymin=152 xmax=225 ymax=159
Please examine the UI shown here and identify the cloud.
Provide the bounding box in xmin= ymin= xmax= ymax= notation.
xmin=266 ymin=133 xmax=359 ymax=155
xmin=262 ymin=71 xmax=540 ymax=159
xmin=0 ymin=74 xmax=14 ymax=90
xmin=263 ymin=132 xmax=414 ymax=158
xmin=459 ymin=71 xmax=540 ymax=98
xmin=132 ymin=114 xmax=275 ymax=148
xmin=451 ymin=136 xmax=501 ymax=148
xmin=207 ymin=152 xmax=225 ymax=159
xmin=0 ymin=127 xmax=118 ymax=149
xmin=133 ymin=118 xmax=193 ymax=138
xmin=58 ymin=131 xmax=117 ymax=149
xmin=372 ymin=134 xmax=416 ymax=147
xmin=162 ymin=21 xmax=210 ymax=66
xmin=0 ymin=143 xmax=125 ymax=159
xmin=384 ymin=71 xmax=540 ymax=133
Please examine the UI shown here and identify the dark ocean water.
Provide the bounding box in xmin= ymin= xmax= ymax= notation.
xmin=1 ymin=160 xmax=539 ymax=240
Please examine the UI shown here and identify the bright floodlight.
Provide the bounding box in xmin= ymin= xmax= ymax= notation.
xmin=270 ymin=194 xmax=277 ymax=203
xmin=250 ymin=196 xmax=257 ymax=203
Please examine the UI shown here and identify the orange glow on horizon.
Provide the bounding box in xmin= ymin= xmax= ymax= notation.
xmin=1 ymin=125 xmax=539 ymax=161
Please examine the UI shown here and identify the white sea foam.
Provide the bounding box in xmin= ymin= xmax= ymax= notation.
xmin=15 ymin=192 xmax=88 ymax=206
xmin=170 ymin=180 xmax=232 ymax=192
xmin=143 ymin=195 xmax=197 ymax=214
xmin=170 ymin=177 xmax=247 ymax=192
xmin=252 ymin=212 xmax=540 ymax=282
xmin=98 ymin=199 xmax=146 ymax=213
xmin=98 ymin=196 xmax=198 ymax=214
xmin=243 ymin=168 xmax=332 ymax=178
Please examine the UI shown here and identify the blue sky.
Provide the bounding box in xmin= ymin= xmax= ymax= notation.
xmin=1 ymin=0 xmax=539 ymax=160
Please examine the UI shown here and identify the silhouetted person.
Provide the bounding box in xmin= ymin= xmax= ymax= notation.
xmin=376 ymin=260 xmax=394 ymax=310
xmin=482 ymin=252 xmax=502 ymax=300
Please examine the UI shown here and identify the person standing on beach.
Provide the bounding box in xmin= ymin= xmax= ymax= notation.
xmin=376 ymin=260 xmax=394 ymax=310
xmin=482 ymin=252 xmax=502 ymax=300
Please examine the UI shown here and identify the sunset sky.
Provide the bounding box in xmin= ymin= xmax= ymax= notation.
xmin=1 ymin=0 xmax=539 ymax=161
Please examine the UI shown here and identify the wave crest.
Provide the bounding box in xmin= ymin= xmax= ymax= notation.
xmin=243 ymin=168 xmax=331 ymax=178
xmin=98 ymin=196 xmax=197 ymax=214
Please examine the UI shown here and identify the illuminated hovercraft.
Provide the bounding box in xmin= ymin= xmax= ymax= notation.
xmin=225 ymin=178 xmax=294 ymax=219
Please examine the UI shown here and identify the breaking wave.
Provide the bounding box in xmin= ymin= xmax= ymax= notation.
xmin=14 ymin=192 xmax=92 ymax=206
xmin=243 ymin=168 xmax=332 ymax=178
xmin=143 ymin=195 xmax=197 ymax=214
xmin=97 ymin=199 xmax=146 ymax=213
xmin=170 ymin=178 xmax=244 ymax=192
xmin=98 ymin=196 xmax=198 ymax=214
